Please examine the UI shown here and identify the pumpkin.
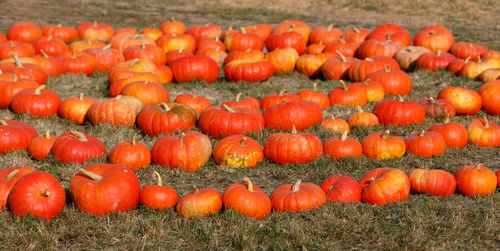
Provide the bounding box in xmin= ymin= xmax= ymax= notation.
xmin=320 ymin=175 xmax=362 ymax=202
xmin=447 ymin=57 xmax=469 ymax=75
xmin=271 ymin=179 xmax=326 ymax=212
xmin=160 ymin=17 xmax=186 ymax=35
xmin=157 ymin=65 xmax=173 ymax=84
xmin=0 ymin=53 xmax=48 ymax=85
xmin=213 ymin=135 xmax=263 ymax=168
xmin=196 ymin=47 xmax=227 ymax=67
xmin=6 ymin=22 xmax=42 ymax=43
xmin=296 ymin=83 xmax=330 ymax=109
xmin=173 ymin=93 xmax=211 ymax=115
xmin=76 ymin=21 xmax=114 ymax=42
xmin=57 ymin=50 xmax=97 ymax=75
xmin=361 ymin=130 xmax=406 ymax=160
xmin=260 ymin=89 xmax=301 ymax=110
xmin=320 ymin=115 xmax=350 ymax=134
xmin=69 ymin=39 xmax=107 ymax=52
xmin=479 ymin=68 xmax=500 ymax=83
xmin=0 ymin=166 xmax=35 ymax=209
xmin=0 ymin=41 xmax=35 ymax=59
xmin=429 ymin=115 xmax=468 ymax=148
xmin=0 ymin=120 xmax=38 ymax=154
xmin=373 ymin=97 xmax=426 ymax=126
xmin=450 ymin=42 xmax=487 ymax=60
xmin=454 ymin=164 xmax=496 ymax=196
xmin=8 ymin=171 xmax=65 ymax=219
xmin=109 ymin=72 xmax=160 ymax=97
xmin=405 ymin=131 xmax=447 ymax=158
xmin=227 ymin=49 xmax=264 ymax=63
xmin=481 ymin=50 xmax=500 ymax=59
xmin=119 ymin=80 xmax=170 ymax=105
xmin=165 ymin=47 xmax=193 ymax=66
xmin=343 ymin=28 xmax=370 ymax=44
xmin=58 ymin=93 xmax=96 ymax=125
xmin=198 ymin=105 xmax=265 ymax=139
xmin=323 ymin=40 xmax=359 ymax=58
xmin=348 ymin=106 xmax=379 ymax=127
xmin=42 ymin=24 xmax=79 ymax=42
xmin=186 ymin=24 xmax=222 ymax=40
xmin=366 ymin=24 xmax=411 ymax=47
xmin=413 ymin=26 xmax=454 ymax=53
xmin=460 ymin=57 xmax=500 ymax=79
xmin=51 ymin=131 xmax=107 ymax=164
xmin=264 ymin=101 xmax=322 ymax=131
xmin=69 ymin=164 xmax=141 ymax=216
xmin=32 ymin=50 xmax=65 ymax=76
xmin=466 ymin=118 xmax=500 ymax=147
xmin=367 ymin=65 xmax=412 ymax=95
xmin=171 ymin=55 xmax=219 ymax=83
xmin=152 ymin=131 xmax=212 ymax=172
xmin=28 ymin=130 xmax=58 ymax=161
xmin=136 ymin=102 xmax=197 ymax=136
xmin=418 ymin=97 xmax=456 ymax=119
xmin=309 ymin=24 xmax=343 ymax=45
xmin=32 ymin=35 xmax=69 ymax=56
xmin=497 ymin=169 xmax=500 ymax=188
xmin=263 ymin=126 xmax=323 ymax=165
xmin=10 ymin=85 xmax=61 ymax=117
xmin=306 ymin=42 xmax=326 ymax=54
xmin=265 ymin=31 xmax=306 ymax=55
xmin=109 ymin=34 xmax=156 ymax=52
xmin=328 ymin=80 xmax=368 ymax=107
xmin=478 ymin=80 xmax=500 ymax=115
xmin=321 ymin=51 xmax=360 ymax=80
xmin=273 ymin=20 xmax=311 ymax=43
xmin=224 ymin=58 xmax=274 ymax=82
xmin=115 ymin=27 xmax=138 ymax=35
xmin=83 ymin=44 xmax=125 ymax=72
xmin=196 ymin=36 xmax=225 ymax=51
xmin=264 ymin=47 xmax=299 ymax=73
xmin=141 ymin=24 xmax=163 ymax=41
xmin=221 ymin=92 xmax=260 ymax=110
xmin=415 ymin=50 xmax=455 ymax=71
xmin=350 ymin=78 xmax=385 ymax=102
xmin=408 ymin=169 xmax=456 ymax=196
xmin=157 ymin=34 xmax=196 ymax=53
xmin=437 ymin=87 xmax=481 ymax=115
xmin=0 ymin=72 xmax=39 ymax=108
xmin=140 ymin=171 xmax=178 ymax=210
xmin=222 ymin=177 xmax=271 ymax=219
xmin=87 ymin=95 xmax=143 ymax=127
xmin=242 ymin=24 xmax=273 ymax=42
xmin=347 ymin=56 xmax=400 ymax=82
xmin=356 ymin=39 xmax=402 ymax=59
xmin=359 ymin=168 xmax=411 ymax=205
xmin=224 ymin=28 xmax=264 ymax=52
xmin=394 ymin=46 xmax=431 ymax=71
xmin=108 ymin=139 xmax=151 ymax=169
xmin=108 ymin=59 xmax=158 ymax=83
xmin=324 ymin=131 xmax=363 ymax=159
xmin=296 ymin=52 xmax=335 ymax=77
xmin=176 ymin=185 xmax=222 ymax=218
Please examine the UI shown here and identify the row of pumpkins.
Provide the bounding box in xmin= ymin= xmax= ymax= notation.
xmin=1 ymin=164 xmax=499 ymax=220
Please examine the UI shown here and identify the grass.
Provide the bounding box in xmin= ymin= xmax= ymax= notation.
xmin=0 ymin=0 xmax=499 ymax=250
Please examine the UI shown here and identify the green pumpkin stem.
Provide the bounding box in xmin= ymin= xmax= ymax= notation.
xmin=291 ymin=179 xmax=302 ymax=192
xmin=72 ymin=50 xmax=76 ymax=59
xmin=78 ymin=168 xmax=103 ymax=181
xmin=153 ymin=171 xmax=163 ymax=186
xmin=70 ymin=131 xmax=88 ymax=142
xmin=6 ymin=170 xmax=19 ymax=181
xmin=222 ymin=104 xmax=235 ymax=113
xmin=243 ymin=177 xmax=254 ymax=192
xmin=382 ymin=130 xmax=390 ymax=140
xmin=363 ymin=78 xmax=371 ymax=86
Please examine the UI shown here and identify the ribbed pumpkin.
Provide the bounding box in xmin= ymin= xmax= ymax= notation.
xmin=242 ymin=24 xmax=272 ymax=42
xmin=394 ymin=46 xmax=431 ymax=71
xmin=466 ymin=118 xmax=500 ymax=147
xmin=224 ymin=28 xmax=264 ymax=52
xmin=359 ymin=168 xmax=411 ymax=205
xmin=450 ymin=42 xmax=487 ymax=60
xmin=343 ymin=28 xmax=370 ymax=44
xmin=186 ymin=24 xmax=222 ymax=40
xmin=77 ymin=21 xmax=114 ymax=42
xmin=69 ymin=164 xmax=141 ymax=216
xmin=151 ymin=131 xmax=212 ymax=172
xmin=122 ymin=44 xmax=165 ymax=66
xmin=10 ymin=85 xmax=61 ymax=117
xmin=226 ymin=49 xmax=264 ymax=63
xmin=32 ymin=51 xmax=65 ymax=76
xmin=136 ymin=102 xmax=197 ymax=136
xmin=479 ymin=68 xmax=500 ymax=83
xmin=198 ymin=105 xmax=264 ymax=139
xmin=170 ymin=55 xmax=219 ymax=83
xmin=140 ymin=171 xmax=178 ymax=210
xmin=109 ymin=72 xmax=160 ymax=97
xmin=0 ymin=166 xmax=35 ymax=209
xmin=221 ymin=93 xmax=260 ymax=110
xmin=160 ymin=17 xmax=185 ymax=35
xmin=296 ymin=83 xmax=330 ymax=109
xmin=324 ymin=131 xmax=363 ymax=159
xmin=321 ymin=52 xmax=360 ymax=80
xmin=51 ymin=131 xmax=107 ymax=164
xmin=108 ymin=59 xmax=158 ymax=83
xmin=264 ymin=47 xmax=299 ymax=73
xmin=271 ymin=179 xmax=326 ymax=212
xmin=437 ymin=87 xmax=481 ymax=115
xmin=263 ymin=101 xmax=322 ymax=131
xmin=310 ymin=24 xmax=342 ymax=45
xmin=58 ymin=93 xmax=96 ymax=125
xmin=373 ymin=98 xmax=426 ymax=126
xmin=273 ymin=20 xmax=311 ymax=44
xmin=57 ymin=50 xmax=97 ymax=75
xmin=87 ymin=95 xmax=143 ymax=127
xmin=44 ymin=23 xmax=81 ymax=42
xmin=6 ymin=21 xmax=42 ymax=43
xmin=265 ymin=31 xmax=306 ymax=55
xmin=32 ymin=35 xmax=69 ymax=56
xmin=176 ymin=185 xmax=222 ymax=218
xmin=222 ymin=178 xmax=271 ymax=219
xmin=356 ymin=39 xmax=402 ymax=59
xmin=260 ymin=89 xmax=301 ymax=110
xmin=429 ymin=115 xmax=468 ymax=148
xmin=323 ymin=40 xmax=359 ymax=58
xmin=320 ymin=175 xmax=362 ymax=202
xmin=366 ymin=24 xmax=411 ymax=47
xmin=328 ymin=81 xmax=368 ymax=107
xmin=263 ymin=126 xmax=323 ymax=165
xmin=478 ymin=80 xmax=500 ymax=115
xmin=0 ymin=41 xmax=35 ymax=59
xmin=196 ymin=47 xmax=227 ymax=67
xmin=405 ymin=131 xmax=447 ymax=158
xmin=347 ymin=56 xmax=400 ymax=82
xmin=224 ymin=58 xmax=274 ymax=82
xmin=83 ymin=44 xmax=125 ymax=72
xmin=0 ymin=120 xmax=38 ymax=154
xmin=108 ymin=139 xmax=151 ymax=170
xmin=447 ymin=57 xmax=469 ymax=75
xmin=27 ymin=130 xmax=58 ymax=161
xmin=69 ymin=39 xmax=106 ymax=53
xmin=413 ymin=26 xmax=454 ymax=53
xmin=367 ymin=65 xmax=412 ymax=95
xmin=361 ymin=130 xmax=406 ymax=160
xmin=408 ymin=169 xmax=456 ymax=196
xmin=320 ymin=115 xmax=350 ymax=134
xmin=0 ymin=73 xmax=39 ymax=108
xmin=418 ymin=97 xmax=456 ymax=119
xmin=295 ymin=52 xmax=335 ymax=77
xmin=348 ymin=106 xmax=379 ymax=127
xmin=173 ymin=93 xmax=211 ymax=115
xmin=119 ymin=81 xmax=170 ymax=105
xmin=213 ymin=135 xmax=263 ymax=168
xmin=454 ymin=164 xmax=496 ymax=196
xmin=0 ymin=53 xmax=48 ymax=85
xmin=415 ymin=50 xmax=455 ymax=71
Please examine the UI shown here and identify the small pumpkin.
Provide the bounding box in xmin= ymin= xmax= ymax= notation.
xmin=418 ymin=97 xmax=456 ymax=119
xmin=367 ymin=65 xmax=412 ymax=96
xmin=87 ymin=95 xmax=143 ymax=127
xmin=373 ymin=97 xmax=426 ymax=126
xmin=173 ymin=93 xmax=211 ymax=115
xmin=108 ymin=139 xmax=151 ymax=170
xmin=405 ymin=130 xmax=447 ymax=158
xmin=413 ymin=26 xmax=454 ymax=53
xmin=455 ymin=164 xmax=496 ymax=196
xmin=320 ymin=115 xmax=350 ymax=134
xmin=28 ymin=130 xmax=58 ymax=161
xmin=264 ymin=47 xmax=299 ymax=73
xmin=119 ymin=80 xmax=170 ymax=106
xmin=58 ymin=93 xmax=96 ymax=125
xmin=260 ymin=89 xmax=301 ymax=110
xmin=176 ymin=185 xmax=222 ymax=218
xmin=213 ymin=135 xmax=263 ymax=168
xmin=328 ymin=80 xmax=368 ymax=107
xmin=348 ymin=106 xmax=379 ymax=127
xmin=136 ymin=102 xmax=197 ymax=136
xmin=271 ymin=179 xmax=326 ymax=212
xmin=263 ymin=101 xmax=322 ymax=131
xmin=264 ymin=126 xmax=323 ymax=165
xmin=366 ymin=24 xmax=411 ymax=47
xmin=296 ymin=83 xmax=330 ymax=109
xmin=361 ymin=130 xmax=406 ymax=160
xmin=222 ymin=178 xmax=271 ymax=219
xmin=221 ymin=92 xmax=260 ymax=110
xmin=320 ymin=175 xmax=362 ymax=202
xmin=324 ymin=131 xmax=363 ymax=159
xmin=140 ymin=171 xmax=178 ymax=210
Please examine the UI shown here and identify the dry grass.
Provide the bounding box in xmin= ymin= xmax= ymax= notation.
xmin=0 ymin=0 xmax=499 ymax=250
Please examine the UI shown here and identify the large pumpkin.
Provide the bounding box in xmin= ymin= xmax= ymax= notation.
xmin=328 ymin=81 xmax=368 ymax=107
xmin=51 ymin=131 xmax=107 ymax=164
xmin=373 ymin=98 xmax=426 ymax=126
xmin=0 ymin=120 xmax=38 ymax=154
xmin=58 ymin=93 xmax=96 ymax=125
xmin=413 ymin=26 xmax=454 ymax=53
xmin=466 ymin=118 xmax=500 ymax=147
xmin=359 ymin=168 xmax=411 ymax=205
xmin=405 ymin=131 xmax=447 ymax=158
xmin=224 ymin=58 xmax=274 ymax=82
xmin=222 ymin=178 xmax=271 ymax=219
xmin=170 ymin=55 xmax=219 ymax=83
xmin=429 ymin=115 xmax=468 ymax=148
xmin=366 ymin=24 xmax=411 ymax=47
xmin=136 ymin=102 xmax=197 ymax=136
xmin=320 ymin=175 xmax=362 ymax=202
xmin=119 ymin=80 xmax=170 ymax=106
xmin=271 ymin=179 xmax=326 ymax=212
xmin=213 ymin=135 xmax=263 ymax=168
xmin=263 ymin=101 xmax=322 ymax=131
xmin=173 ymin=93 xmax=211 ymax=115
xmin=87 ymin=95 xmax=143 ymax=127
xmin=454 ymin=164 xmax=496 ymax=196
xmin=366 ymin=65 xmax=412 ymax=96
xmin=408 ymin=169 xmax=456 ymax=196
xmin=478 ymin=80 xmax=500 ymax=115
xmin=361 ymin=130 xmax=406 ymax=160
xmin=176 ymin=185 xmax=222 ymax=218
xmin=10 ymin=85 xmax=61 ymax=117
xmin=437 ymin=87 xmax=482 ymax=115
xmin=0 ymin=72 xmax=39 ymax=108
xmin=198 ymin=105 xmax=265 ymax=139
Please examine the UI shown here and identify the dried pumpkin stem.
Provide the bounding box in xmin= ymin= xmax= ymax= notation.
xmin=335 ymin=50 xmax=346 ymax=62
xmin=70 ymin=131 xmax=88 ymax=142
xmin=235 ymin=92 xmax=242 ymax=102
xmin=356 ymin=105 xmax=364 ymax=113
xmin=103 ymin=43 xmax=112 ymax=50
xmin=160 ymin=102 xmax=170 ymax=112
xmin=34 ymin=85 xmax=46 ymax=95
xmin=436 ymin=50 xmax=442 ymax=57
xmin=312 ymin=82 xmax=317 ymax=92
xmin=240 ymin=137 xmax=247 ymax=146
xmin=292 ymin=179 xmax=302 ymax=192
xmin=40 ymin=191 xmax=50 ymax=197
xmin=0 ymin=120 xmax=7 ymax=125
xmin=484 ymin=117 xmax=489 ymax=128
xmin=279 ymin=89 xmax=286 ymax=96
xmin=444 ymin=113 xmax=450 ymax=123
xmin=78 ymin=168 xmax=103 ymax=181
xmin=44 ymin=130 xmax=51 ymax=139
xmin=291 ymin=125 xmax=297 ymax=134
xmin=382 ymin=130 xmax=390 ymax=140
xmin=419 ymin=130 xmax=426 ymax=137
xmin=79 ymin=93 xmax=84 ymax=101
xmin=222 ymin=104 xmax=235 ymax=113
xmin=243 ymin=177 xmax=254 ymax=192
xmin=6 ymin=170 xmax=19 ymax=181
xmin=365 ymin=57 xmax=374 ymax=62
xmin=170 ymin=17 xmax=176 ymax=22
xmin=10 ymin=52 xmax=23 ymax=68
xmin=340 ymin=80 xmax=348 ymax=91
xmin=340 ymin=130 xmax=348 ymax=141
xmin=192 ymin=185 xmax=199 ymax=193
xmin=40 ymin=49 xmax=49 ymax=58
xmin=153 ymin=171 xmax=163 ymax=186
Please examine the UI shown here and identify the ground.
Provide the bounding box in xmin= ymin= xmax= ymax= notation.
xmin=0 ymin=0 xmax=499 ymax=250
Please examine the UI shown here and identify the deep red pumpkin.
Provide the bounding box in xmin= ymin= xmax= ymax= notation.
xmin=320 ymin=175 xmax=362 ymax=202
xmin=171 ymin=55 xmax=219 ymax=83
xmin=0 ymin=120 xmax=38 ymax=154
xmin=0 ymin=166 xmax=35 ymax=209
xmin=198 ymin=105 xmax=265 ymax=139
xmin=51 ymin=131 xmax=107 ymax=164
xmin=263 ymin=101 xmax=322 ymax=131
xmin=373 ymin=98 xmax=426 ymax=126
xmin=10 ymin=85 xmax=61 ymax=117
xmin=136 ymin=102 xmax=198 ymax=136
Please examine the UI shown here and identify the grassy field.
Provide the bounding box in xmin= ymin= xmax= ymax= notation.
xmin=0 ymin=0 xmax=499 ymax=250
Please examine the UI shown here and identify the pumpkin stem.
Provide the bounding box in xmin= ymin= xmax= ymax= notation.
xmin=13 ymin=71 xmax=18 ymax=82
xmin=141 ymin=43 xmax=146 ymax=50
xmin=70 ymin=131 xmax=88 ymax=142
xmin=129 ymin=58 xmax=139 ymax=66
xmin=79 ymin=93 xmax=84 ymax=101
xmin=312 ymin=82 xmax=317 ymax=92
xmin=291 ymin=125 xmax=297 ymax=134
xmin=382 ymin=130 xmax=390 ymax=139
xmin=40 ymin=49 xmax=49 ymax=58
xmin=153 ymin=171 xmax=163 ymax=186
xmin=340 ymin=80 xmax=348 ymax=91
xmin=240 ymin=137 xmax=247 ymax=146
xmin=329 ymin=114 xmax=335 ymax=120
xmin=132 ymin=138 xmax=136 ymax=145
xmin=179 ymin=45 xmax=184 ymax=53
xmin=170 ymin=17 xmax=177 ymax=22
xmin=398 ymin=95 xmax=404 ymax=102
xmin=445 ymin=113 xmax=450 ymax=123
xmin=34 ymin=85 xmax=46 ymax=95
xmin=464 ymin=56 xmax=470 ymax=64
xmin=0 ymin=120 xmax=7 ymax=125
xmin=429 ymin=97 xmax=435 ymax=103
xmin=338 ymin=38 xmax=346 ymax=43
xmin=243 ymin=177 xmax=254 ymax=192
xmin=291 ymin=179 xmax=302 ymax=192
xmin=103 ymin=43 xmax=112 ymax=51
xmin=384 ymin=65 xmax=391 ymax=72
xmin=386 ymin=33 xmax=392 ymax=40
xmin=87 ymin=40 xmax=91 ymax=45
xmin=354 ymin=27 xmax=360 ymax=33
xmin=240 ymin=27 xmax=246 ymax=33
xmin=160 ymin=102 xmax=170 ymax=112
xmin=78 ymin=168 xmax=103 ymax=181
xmin=327 ymin=24 xmax=333 ymax=31
xmin=72 ymin=50 xmax=76 ymax=59
xmin=340 ymin=130 xmax=348 ymax=141
xmin=419 ymin=130 xmax=426 ymax=137
xmin=235 ymin=92 xmax=242 ymax=102
xmin=279 ymin=89 xmax=286 ymax=96
xmin=483 ymin=116 xmax=489 ymax=128
xmin=370 ymin=177 xmax=375 ymax=182
xmin=192 ymin=185 xmax=199 ymax=193
xmin=356 ymin=105 xmax=364 ymax=113
xmin=476 ymin=164 xmax=483 ymax=169
xmin=44 ymin=130 xmax=51 ymax=139
xmin=222 ymin=104 xmax=235 ymax=113
xmin=335 ymin=50 xmax=347 ymax=62
xmin=191 ymin=93 xmax=196 ymax=98
xmin=436 ymin=50 xmax=441 ymax=57
xmin=92 ymin=21 xmax=98 ymax=28
xmin=6 ymin=170 xmax=19 ymax=181
xmin=47 ymin=35 xmax=53 ymax=41
xmin=365 ymin=57 xmax=374 ymax=62
xmin=363 ymin=78 xmax=371 ymax=85
xmin=40 ymin=191 xmax=50 ymax=197
xmin=10 ymin=52 xmax=23 ymax=68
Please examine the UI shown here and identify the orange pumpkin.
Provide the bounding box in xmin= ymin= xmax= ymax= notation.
xmin=222 ymin=178 xmax=271 ymax=219
xmin=437 ymin=87 xmax=482 ymax=115
xmin=361 ymin=130 xmax=406 ymax=160
xmin=408 ymin=169 xmax=456 ymax=196
xmin=271 ymin=179 xmax=326 ymax=212
xmin=176 ymin=185 xmax=222 ymax=217
xmin=87 ymin=95 xmax=143 ymax=127
xmin=466 ymin=118 xmax=500 ymax=147
xmin=213 ymin=135 xmax=263 ymax=168
xmin=359 ymin=168 xmax=410 ymax=205
xmin=320 ymin=115 xmax=350 ymax=134
xmin=455 ymin=164 xmax=496 ymax=196
xmin=320 ymin=175 xmax=362 ymax=202
xmin=323 ymin=131 xmax=363 ymax=159
xmin=405 ymin=131 xmax=447 ymax=158
xmin=108 ymin=139 xmax=151 ymax=170
xmin=140 ymin=171 xmax=178 ymax=210
xmin=478 ymin=80 xmax=500 ymax=115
